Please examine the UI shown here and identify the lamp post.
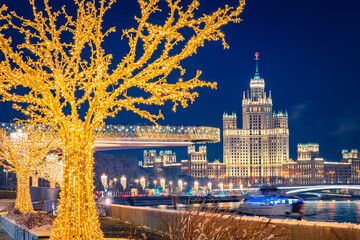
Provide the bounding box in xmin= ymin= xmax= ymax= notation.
xmin=169 ymin=181 xmax=173 ymax=192
xmin=120 ymin=175 xmax=126 ymax=191
xmin=219 ymin=183 xmax=224 ymax=194
xmin=101 ymin=174 xmax=108 ymax=193
xmin=194 ymin=181 xmax=199 ymax=195
xmin=178 ymin=179 xmax=183 ymax=192
xmin=113 ymin=178 xmax=117 ymax=196
xmin=140 ymin=177 xmax=146 ymax=192
xmin=3 ymin=169 xmax=9 ymax=191
xmin=153 ymin=180 xmax=157 ymax=189
xmin=160 ymin=178 xmax=165 ymax=190
xmin=207 ymin=182 xmax=212 ymax=193
xmin=229 ymin=183 xmax=233 ymax=191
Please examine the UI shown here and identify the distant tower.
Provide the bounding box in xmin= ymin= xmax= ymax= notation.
xmin=223 ymin=113 xmax=237 ymax=130
xmin=223 ymin=53 xmax=289 ymax=184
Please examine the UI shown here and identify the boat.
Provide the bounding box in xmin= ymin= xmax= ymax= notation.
xmin=238 ymin=186 xmax=304 ymax=217
xmin=239 ymin=196 xmax=304 ymax=216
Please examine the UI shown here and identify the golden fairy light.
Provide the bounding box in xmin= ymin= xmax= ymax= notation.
xmin=36 ymin=154 xmax=63 ymax=188
xmin=0 ymin=0 xmax=245 ymax=238
xmin=0 ymin=126 xmax=58 ymax=213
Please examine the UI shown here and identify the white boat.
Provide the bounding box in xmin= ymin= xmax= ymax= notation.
xmin=239 ymin=196 xmax=304 ymax=217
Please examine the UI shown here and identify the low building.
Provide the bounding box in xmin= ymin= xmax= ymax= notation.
xmin=324 ymin=161 xmax=350 ymax=184
xmin=141 ymin=149 xmax=179 ymax=177
xmin=181 ymin=145 xmax=226 ymax=179
xmin=208 ymin=160 xmax=226 ymax=179
xmin=342 ymin=149 xmax=360 ymax=184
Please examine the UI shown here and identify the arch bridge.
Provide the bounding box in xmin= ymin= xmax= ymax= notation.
xmin=277 ymin=185 xmax=360 ymax=194
xmin=0 ymin=123 xmax=220 ymax=150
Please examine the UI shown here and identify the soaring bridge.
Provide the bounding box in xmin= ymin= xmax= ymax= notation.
xmin=0 ymin=123 xmax=220 ymax=150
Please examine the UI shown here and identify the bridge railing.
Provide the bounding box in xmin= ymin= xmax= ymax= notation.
xmin=95 ymin=125 xmax=220 ymax=143
xmin=0 ymin=123 xmax=220 ymax=143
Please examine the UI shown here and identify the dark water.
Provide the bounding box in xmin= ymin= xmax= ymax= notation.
xmin=156 ymin=200 xmax=360 ymax=224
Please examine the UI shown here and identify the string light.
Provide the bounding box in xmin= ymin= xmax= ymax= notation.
xmin=0 ymin=126 xmax=58 ymax=213
xmin=0 ymin=0 xmax=245 ymax=238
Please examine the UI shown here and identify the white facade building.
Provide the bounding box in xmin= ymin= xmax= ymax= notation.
xmin=223 ymin=53 xmax=289 ymax=184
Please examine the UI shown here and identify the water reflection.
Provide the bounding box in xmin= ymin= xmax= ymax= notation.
xmin=154 ymin=200 xmax=360 ymax=224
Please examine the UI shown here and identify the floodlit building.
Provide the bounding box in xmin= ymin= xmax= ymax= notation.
xmin=181 ymin=145 xmax=208 ymax=178
xmin=141 ymin=150 xmax=180 ymax=176
xmin=223 ymin=53 xmax=289 ymax=185
xmin=283 ymin=144 xmax=355 ymax=185
xmin=181 ymin=146 xmax=226 ymax=179
xmin=342 ymin=149 xmax=360 ymax=184
xmin=283 ymin=144 xmax=325 ymax=185
xmin=208 ymin=160 xmax=227 ymax=179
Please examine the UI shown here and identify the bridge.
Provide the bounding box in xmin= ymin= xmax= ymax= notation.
xmin=0 ymin=123 xmax=220 ymax=150
xmin=278 ymin=185 xmax=360 ymax=194
xmin=212 ymin=185 xmax=360 ymax=195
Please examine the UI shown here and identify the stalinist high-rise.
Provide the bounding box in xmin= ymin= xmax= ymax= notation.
xmin=223 ymin=53 xmax=289 ymax=185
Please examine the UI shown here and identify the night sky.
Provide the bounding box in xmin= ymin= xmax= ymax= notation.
xmin=1 ymin=0 xmax=360 ymax=163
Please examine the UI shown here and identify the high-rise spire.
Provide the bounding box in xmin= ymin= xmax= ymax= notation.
xmin=254 ymin=52 xmax=260 ymax=80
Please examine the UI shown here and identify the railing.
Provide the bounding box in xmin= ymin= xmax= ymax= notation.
xmin=0 ymin=123 xmax=220 ymax=143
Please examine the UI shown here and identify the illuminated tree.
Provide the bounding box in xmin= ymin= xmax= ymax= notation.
xmin=0 ymin=0 xmax=245 ymax=238
xmin=0 ymin=126 xmax=58 ymax=212
xmin=35 ymin=154 xmax=63 ymax=188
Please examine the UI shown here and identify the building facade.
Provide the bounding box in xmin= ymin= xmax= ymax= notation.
xmin=342 ymin=149 xmax=360 ymax=184
xmin=141 ymin=150 xmax=180 ymax=176
xmin=181 ymin=145 xmax=226 ymax=179
xmin=223 ymin=53 xmax=289 ymax=185
xmin=283 ymin=144 xmax=357 ymax=185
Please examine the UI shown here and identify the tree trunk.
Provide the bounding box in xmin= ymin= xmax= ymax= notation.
xmin=51 ymin=135 xmax=103 ymax=239
xmin=14 ymin=171 xmax=34 ymax=212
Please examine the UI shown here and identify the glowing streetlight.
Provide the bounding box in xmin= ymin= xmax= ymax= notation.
xmin=194 ymin=181 xmax=199 ymax=191
xmin=207 ymin=182 xmax=212 ymax=193
xmin=169 ymin=181 xmax=173 ymax=192
xmin=101 ymin=174 xmax=108 ymax=190
xmin=229 ymin=183 xmax=233 ymax=190
xmin=219 ymin=183 xmax=224 ymax=193
xmin=154 ymin=180 xmax=158 ymax=189
xmin=160 ymin=178 xmax=165 ymax=190
xmin=120 ymin=175 xmax=126 ymax=190
xmin=178 ymin=179 xmax=183 ymax=192
xmin=140 ymin=177 xmax=146 ymax=191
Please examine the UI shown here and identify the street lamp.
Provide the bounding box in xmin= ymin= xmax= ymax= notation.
xmin=229 ymin=183 xmax=233 ymax=190
xmin=120 ymin=175 xmax=126 ymax=191
xmin=3 ymin=169 xmax=9 ymax=191
xmin=194 ymin=181 xmax=199 ymax=193
xmin=219 ymin=183 xmax=224 ymax=193
xmin=101 ymin=174 xmax=108 ymax=190
xmin=160 ymin=178 xmax=165 ymax=190
xmin=140 ymin=177 xmax=146 ymax=191
xmin=113 ymin=178 xmax=117 ymax=196
xmin=153 ymin=180 xmax=157 ymax=189
xmin=169 ymin=181 xmax=173 ymax=192
xmin=207 ymin=182 xmax=212 ymax=193
xmin=178 ymin=179 xmax=183 ymax=192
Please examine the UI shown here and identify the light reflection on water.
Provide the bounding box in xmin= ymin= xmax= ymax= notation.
xmin=156 ymin=200 xmax=360 ymax=224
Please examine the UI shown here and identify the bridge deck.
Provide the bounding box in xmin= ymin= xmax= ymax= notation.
xmin=0 ymin=123 xmax=220 ymax=150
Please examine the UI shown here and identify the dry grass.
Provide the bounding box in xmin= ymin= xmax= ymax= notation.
xmin=166 ymin=200 xmax=290 ymax=240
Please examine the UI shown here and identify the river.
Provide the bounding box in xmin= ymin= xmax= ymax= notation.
xmin=156 ymin=200 xmax=360 ymax=224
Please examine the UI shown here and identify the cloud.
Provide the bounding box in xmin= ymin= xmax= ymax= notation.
xmin=289 ymin=100 xmax=312 ymax=121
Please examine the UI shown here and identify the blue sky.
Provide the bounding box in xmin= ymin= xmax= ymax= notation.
xmin=1 ymin=0 xmax=360 ymax=162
